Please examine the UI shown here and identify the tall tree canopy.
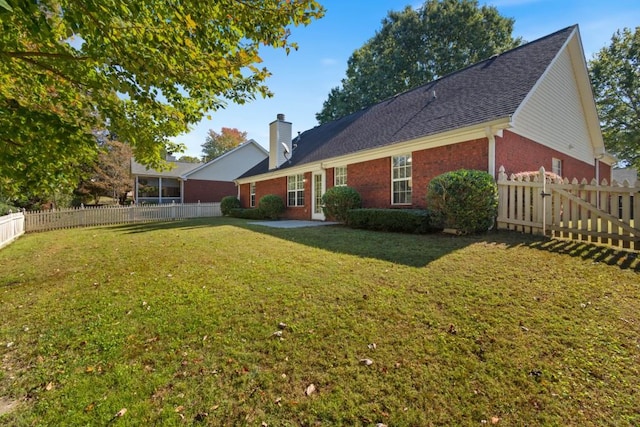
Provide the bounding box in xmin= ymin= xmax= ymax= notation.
xmin=316 ymin=0 xmax=520 ymax=124
xmin=0 ymin=0 xmax=324 ymax=198
xmin=589 ymin=27 xmax=640 ymax=169
xmin=75 ymin=139 xmax=133 ymax=205
xmin=202 ymin=127 xmax=247 ymax=161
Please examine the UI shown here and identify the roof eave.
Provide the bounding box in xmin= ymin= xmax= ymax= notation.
xmin=236 ymin=117 xmax=512 ymax=184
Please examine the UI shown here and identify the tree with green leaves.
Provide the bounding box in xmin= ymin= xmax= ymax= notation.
xmin=0 ymin=0 xmax=324 ymax=201
xmin=589 ymin=27 xmax=640 ymax=169
xmin=201 ymin=127 xmax=247 ymax=161
xmin=177 ymin=155 xmax=201 ymax=163
xmin=316 ymin=0 xmax=520 ymax=124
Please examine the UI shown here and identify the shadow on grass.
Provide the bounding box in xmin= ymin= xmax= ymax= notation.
xmin=105 ymin=217 xmax=226 ymax=234
xmin=525 ymin=238 xmax=639 ymax=271
xmin=241 ymin=221 xmax=640 ymax=271
xmin=106 ymin=218 xmax=639 ymax=271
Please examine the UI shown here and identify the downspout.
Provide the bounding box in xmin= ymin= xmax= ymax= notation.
xmin=485 ymin=127 xmax=497 ymax=178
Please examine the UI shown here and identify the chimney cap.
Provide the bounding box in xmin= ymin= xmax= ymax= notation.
xmin=276 ymin=113 xmax=285 ymax=121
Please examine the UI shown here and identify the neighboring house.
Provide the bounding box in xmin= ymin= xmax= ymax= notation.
xmin=132 ymin=139 xmax=268 ymax=204
xmin=612 ymin=168 xmax=638 ymax=186
xmin=236 ymin=25 xmax=614 ymax=221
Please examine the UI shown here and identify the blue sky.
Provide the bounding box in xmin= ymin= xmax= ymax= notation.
xmin=176 ymin=0 xmax=640 ymax=158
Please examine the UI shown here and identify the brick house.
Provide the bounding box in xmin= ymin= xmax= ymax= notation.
xmin=132 ymin=139 xmax=267 ymax=204
xmin=235 ymin=26 xmax=613 ymax=220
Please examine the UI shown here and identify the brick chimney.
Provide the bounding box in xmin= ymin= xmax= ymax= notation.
xmin=269 ymin=113 xmax=292 ymax=170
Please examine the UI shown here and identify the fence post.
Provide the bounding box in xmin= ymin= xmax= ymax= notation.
xmin=540 ymin=166 xmax=550 ymax=236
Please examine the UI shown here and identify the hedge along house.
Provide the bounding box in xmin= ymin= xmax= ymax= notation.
xmin=132 ymin=139 xmax=267 ymax=204
xmin=235 ymin=26 xmax=613 ymax=221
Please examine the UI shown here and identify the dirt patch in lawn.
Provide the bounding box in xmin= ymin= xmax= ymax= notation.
xmin=0 ymin=397 xmax=20 ymax=416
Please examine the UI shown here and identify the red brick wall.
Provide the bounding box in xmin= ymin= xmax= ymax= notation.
xmin=412 ymin=139 xmax=489 ymax=208
xmin=184 ymin=180 xmax=236 ymax=203
xmin=239 ymin=132 xmax=607 ymax=216
xmin=496 ymin=130 xmax=600 ymax=180
xmin=326 ymin=168 xmax=335 ymax=190
xmin=240 ymin=174 xmax=312 ymax=220
xmin=349 ymin=158 xmax=391 ymax=208
xmin=239 ymin=182 xmax=251 ymax=207
xmin=598 ymin=161 xmax=612 ymax=184
xmin=346 ymin=139 xmax=488 ymax=209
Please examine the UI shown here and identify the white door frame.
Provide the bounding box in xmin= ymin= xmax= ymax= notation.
xmin=311 ymin=171 xmax=326 ymax=221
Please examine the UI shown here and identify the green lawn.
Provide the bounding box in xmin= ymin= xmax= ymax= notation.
xmin=0 ymin=218 xmax=638 ymax=426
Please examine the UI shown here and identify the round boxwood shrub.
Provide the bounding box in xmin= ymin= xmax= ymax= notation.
xmin=321 ymin=186 xmax=362 ymax=222
xmin=258 ymin=194 xmax=285 ymax=220
xmin=426 ymin=169 xmax=498 ymax=234
xmin=220 ymin=196 xmax=241 ymax=216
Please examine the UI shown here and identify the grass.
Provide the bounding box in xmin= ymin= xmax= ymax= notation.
xmin=0 ymin=217 xmax=638 ymax=426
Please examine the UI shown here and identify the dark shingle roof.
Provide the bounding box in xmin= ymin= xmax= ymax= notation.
xmin=240 ymin=25 xmax=576 ymax=179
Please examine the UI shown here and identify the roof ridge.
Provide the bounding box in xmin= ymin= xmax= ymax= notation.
xmin=373 ymin=25 xmax=578 ymax=106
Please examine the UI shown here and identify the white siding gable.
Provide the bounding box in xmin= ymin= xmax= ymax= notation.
xmin=186 ymin=141 xmax=267 ymax=181
xmin=511 ymin=38 xmax=596 ymax=165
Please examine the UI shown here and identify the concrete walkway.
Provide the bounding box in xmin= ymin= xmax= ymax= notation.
xmin=248 ymin=220 xmax=339 ymax=229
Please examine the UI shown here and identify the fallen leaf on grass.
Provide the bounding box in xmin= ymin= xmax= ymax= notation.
xmin=175 ymin=405 xmax=184 ymax=412
xmin=45 ymin=382 xmax=54 ymax=391
xmin=305 ymin=384 xmax=316 ymax=396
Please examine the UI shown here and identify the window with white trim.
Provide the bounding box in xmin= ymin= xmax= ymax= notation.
xmin=552 ymin=158 xmax=562 ymax=177
xmin=287 ymin=174 xmax=305 ymax=206
xmin=249 ymin=182 xmax=256 ymax=207
xmin=392 ymin=154 xmax=412 ymax=205
xmin=334 ymin=166 xmax=347 ymax=187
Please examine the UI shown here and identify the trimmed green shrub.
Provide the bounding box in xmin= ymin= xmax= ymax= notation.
xmin=220 ymin=196 xmax=241 ymax=216
xmin=426 ymin=169 xmax=498 ymax=234
xmin=258 ymin=194 xmax=285 ymax=220
xmin=229 ymin=208 xmax=265 ymax=220
xmin=346 ymin=208 xmax=439 ymax=233
xmin=322 ymin=186 xmax=362 ymax=222
xmin=0 ymin=202 xmax=19 ymax=216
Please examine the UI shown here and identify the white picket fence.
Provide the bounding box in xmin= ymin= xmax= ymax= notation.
xmin=24 ymin=202 xmax=222 ymax=233
xmin=497 ymin=166 xmax=639 ymax=252
xmin=0 ymin=211 xmax=26 ymax=249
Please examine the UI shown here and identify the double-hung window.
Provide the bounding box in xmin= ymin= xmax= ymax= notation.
xmin=334 ymin=166 xmax=347 ymax=187
xmin=287 ymin=174 xmax=305 ymax=206
xmin=249 ymin=182 xmax=256 ymax=207
xmin=392 ymin=154 xmax=412 ymax=205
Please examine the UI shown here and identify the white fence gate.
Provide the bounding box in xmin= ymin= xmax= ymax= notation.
xmin=497 ymin=166 xmax=639 ymax=252
xmin=0 ymin=211 xmax=25 ymax=249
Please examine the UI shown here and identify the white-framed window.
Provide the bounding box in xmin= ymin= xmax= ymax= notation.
xmin=334 ymin=166 xmax=347 ymax=187
xmin=249 ymin=182 xmax=256 ymax=207
xmin=392 ymin=154 xmax=412 ymax=205
xmin=552 ymin=157 xmax=562 ymax=177
xmin=287 ymin=174 xmax=305 ymax=207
